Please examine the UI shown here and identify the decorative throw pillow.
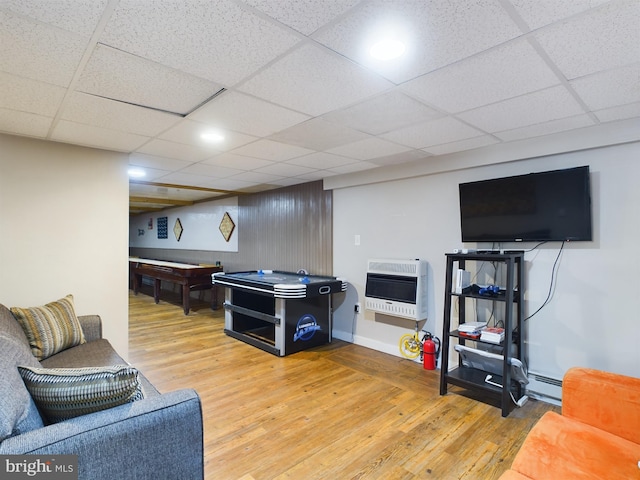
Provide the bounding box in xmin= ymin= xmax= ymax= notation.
xmin=17 ymin=365 xmax=145 ymax=424
xmin=11 ymin=295 xmax=86 ymax=361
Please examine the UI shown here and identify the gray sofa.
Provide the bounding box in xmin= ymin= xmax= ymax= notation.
xmin=0 ymin=303 xmax=204 ymax=480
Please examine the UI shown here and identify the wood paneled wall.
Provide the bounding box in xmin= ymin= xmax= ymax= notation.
xmin=130 ymin=180 xmax=333 ymax=275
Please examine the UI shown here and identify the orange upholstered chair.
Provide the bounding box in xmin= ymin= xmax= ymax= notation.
xmin=500 ymin=367 xmax=640 ymax=480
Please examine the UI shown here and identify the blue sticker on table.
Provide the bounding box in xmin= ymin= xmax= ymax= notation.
xmin=293 ymin=314 xmax=321 ymax=342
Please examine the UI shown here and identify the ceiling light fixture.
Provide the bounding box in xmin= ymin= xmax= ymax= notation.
xmin=369 ymin=38 xmax=406 ymax=61
xmin=201 ymin=131 xmax=225 ymax=143
xmin=128 ymin=168 xmax=146 ymax=178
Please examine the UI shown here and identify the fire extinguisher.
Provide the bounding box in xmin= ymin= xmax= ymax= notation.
xmin=422 ymin=332 xmax=441 ymax=370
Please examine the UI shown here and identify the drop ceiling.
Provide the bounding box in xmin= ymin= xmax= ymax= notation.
xmin=1 ymin=0 xmax=638 ymax=214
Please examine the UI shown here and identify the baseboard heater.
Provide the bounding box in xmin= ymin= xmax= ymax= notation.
xmin=526 ymin=372 xmax=563 ymax=403
xmin=365 ymin=258 xmax=427 ymax=320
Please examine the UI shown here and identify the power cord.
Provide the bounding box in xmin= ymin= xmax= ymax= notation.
xmin=484 ymin=375 xmax=529 ymax=407
xmin=525 ymin=241 xmax=565 ymax=321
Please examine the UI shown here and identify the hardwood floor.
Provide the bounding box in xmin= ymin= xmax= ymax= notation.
xmin=128 ymin=290 xmax=558 ymax=480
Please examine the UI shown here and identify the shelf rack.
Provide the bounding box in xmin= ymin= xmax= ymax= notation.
xmin=439 ymin=252 xmax=525 ymax=417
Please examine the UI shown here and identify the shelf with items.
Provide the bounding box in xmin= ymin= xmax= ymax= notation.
xmin=439 ymin=252 xmax=525 ymax=417
xmin=451 ymin=289 xmax=521 ymax=303
xmin=449 ymin=329 xmax=506 ymax=347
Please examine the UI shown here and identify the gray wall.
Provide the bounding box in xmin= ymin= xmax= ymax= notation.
xmin=330 ymin=140 xmax=640 ymax=394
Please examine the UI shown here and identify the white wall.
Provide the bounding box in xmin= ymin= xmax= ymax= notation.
xmin=0 ymin=134 xmax=130 ymax=357
xmin=129 ymin=197 xmax=239 ymax=251
xmin=330 ymin=138 xmax=640 ymax=385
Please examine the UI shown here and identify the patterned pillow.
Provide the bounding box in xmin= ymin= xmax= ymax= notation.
xmin=18 ymin=365 xmax=145 ymax=424
xmin=11 ymin=295 xmax=86 ymax=360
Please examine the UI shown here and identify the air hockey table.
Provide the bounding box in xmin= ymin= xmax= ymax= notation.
xmin=212 ymin=270 xmax=347 ymax=356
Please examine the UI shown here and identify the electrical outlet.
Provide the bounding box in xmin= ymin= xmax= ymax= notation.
xmin=354 ymin=303 xmax=361 ymax=313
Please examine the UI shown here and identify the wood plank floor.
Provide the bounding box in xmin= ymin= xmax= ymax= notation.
xmin=128 ymin=290 xmax=558 ymax=480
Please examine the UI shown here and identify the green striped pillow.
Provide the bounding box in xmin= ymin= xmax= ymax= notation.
xmin=18 ymin=365 xmax=145 ymax=424
xmin=11 ymin=295 xmax=86 ymax=360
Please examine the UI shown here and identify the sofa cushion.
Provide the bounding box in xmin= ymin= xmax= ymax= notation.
xmin=0 ymin=303 xmax=31 ymax=347
xmin=510 ymin=411 xmax=640 ymax=480
xmin=0 ymin=334 xmax=44 ymax=442
xmin=18 ymin=365 xmax=145 ymax=424
xmin=41 ymin=338 xmax=159 ymax=397
xmin=10 ymin=295 xmax=86 ymax=361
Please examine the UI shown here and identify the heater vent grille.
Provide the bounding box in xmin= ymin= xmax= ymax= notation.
xmin=367 ymin=258 xmax=425 ymax=277
xmin=532 ymin=374 xmax=563 ymax=387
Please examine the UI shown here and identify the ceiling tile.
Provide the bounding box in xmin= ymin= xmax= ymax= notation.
xmin=267 ymin=177 xmax=309 ymax=187
xmin=509 ymin=0 xmax=611 ymax=31
xmin=0 ymin=0 xmax=109 ymax=36
xmin=402 ymin=39 xmax=560 ymax=113
xmin=238 ymin=43 xmax=393 ymax=116
xmin=0 ymin=108 xmax=51 ymax=138
xmin=51 ymin=120 xmax=149 ymax=151
xmin=269 ymin=117 xmax=370 ymax=150
xmin=0 ymin=71 xmax=65 ymax=116
xmin=533 ymin=0 xmax=640 ymax=79
xmin=285 ymin=152 xmax=359 ymax=169
xmin=202 ymin=153 xmax=275 ymax=171
xmin=126 ymin=166 xmax=174 ymax=182
xmin=61 ymin=92 xmax=182 ymax=137
xmin=0 ymin=0 xmax=638 ymax=205
xmin=495 ymin=114 xmax=595 ymax=142
xmin=322 ymin=90 xmax=443 ymax=135
xmin=242 ymin=0 xmax=360 ymax=35
xmin=255 ymin=163 xmax=316 ymax=177
xmin=179 ymin=163 xmax=244 ymax=179
xmin=99 ymin=0 xmax=302 ymax=86
xmin=77 ymin=44 xmax=223 ymax=115
xmin=328 ymin=160 xmax=380 ymax=174
xmin=368 ymin=150 xmax=431 ymax=166
xmin=189 ymin=91 xmax=310 ymax=137
xmin=158 ymin=119 xmax=258 ymax=152
xmin=326 ymin=137 xmax=411 ymax=160
xmin=423 ymin=136 xmax=499 ymax=156
xmin=0 ymin=10 xmax=86 ymax=86
xmin=228 ymin=170 xmax=285 ymax=184
xmin=594 ymin=102 xmax=640 ymax=123
xmin=381 ymin=116 xmax=484 ymax=149
xmin=204 ymin=177 xmax=259 ymax=191
xmin=128 ymin=153 xmax=194 ymax=171
xmin=136 ymin=138 xmax=221 ymax=162
xmin=295 ymin=170 xmax=338 ymax=182
xmin=230 ymin=139 xmax=315 ymax=161
xmin=570 ymin=63 xmax=640 ymax=111
xmin=458 ymin=85 xmax=585 ymax=132
xmin=313 ymin=0 xmax=522 ymax=84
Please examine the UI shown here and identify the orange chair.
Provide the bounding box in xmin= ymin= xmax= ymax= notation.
xmin=500 ymin=367 xmax=640 ymax=479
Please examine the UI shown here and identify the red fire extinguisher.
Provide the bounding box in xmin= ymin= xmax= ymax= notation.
xmin=422 ymin=332 xmax=441 ymax=370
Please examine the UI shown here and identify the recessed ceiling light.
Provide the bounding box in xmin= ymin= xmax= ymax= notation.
xmin=201 ymin=131 xmax=225 ymax=143
xmin=128 ymin=168 xmax=146 ymax=178
xmin=369 ymin=38 xmax=406 ymax=61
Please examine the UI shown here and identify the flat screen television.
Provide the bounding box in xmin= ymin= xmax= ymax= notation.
xmin=459 ymin=166 xmax=592 ymax=242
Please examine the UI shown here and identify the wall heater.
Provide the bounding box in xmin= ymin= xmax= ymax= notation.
xmin=365 ymin=258 xmax=428 ymax=320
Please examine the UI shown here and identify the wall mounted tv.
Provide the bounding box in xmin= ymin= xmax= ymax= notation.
xmin=459 ymin=166 xmax=592 ymax=243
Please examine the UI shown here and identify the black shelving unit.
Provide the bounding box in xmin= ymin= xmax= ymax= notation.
xmin=439 ymin=252 xmax=525 ymax=417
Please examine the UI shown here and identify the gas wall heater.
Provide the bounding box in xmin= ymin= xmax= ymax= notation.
xmin=365 ymin=258 xmax=428 ymax=320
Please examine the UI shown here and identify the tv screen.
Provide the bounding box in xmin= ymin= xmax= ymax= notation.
xmin=459 ymin=166 xmax=592 ymax=242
